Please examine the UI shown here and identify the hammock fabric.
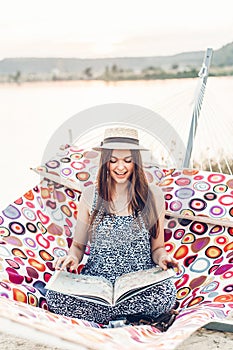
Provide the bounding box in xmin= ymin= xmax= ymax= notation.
xmin=0 ymin=145 xmax=233 ymax=349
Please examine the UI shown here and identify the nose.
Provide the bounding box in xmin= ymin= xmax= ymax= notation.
xmin=116 ymin=160 xmax=125 ymax=170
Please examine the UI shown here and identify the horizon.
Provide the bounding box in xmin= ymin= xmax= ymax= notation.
xmin=0 ymin=42 xmax=228 ymax=61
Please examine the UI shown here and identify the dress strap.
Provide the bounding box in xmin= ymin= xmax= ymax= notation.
xmin=137 ymin=210 xmax=147 ymax=231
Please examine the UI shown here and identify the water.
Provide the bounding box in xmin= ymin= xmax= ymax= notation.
xmin=0 ymin=77 xmax=232 ymax=208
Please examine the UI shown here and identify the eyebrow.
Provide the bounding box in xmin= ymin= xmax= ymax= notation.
xmin=110 ymin=155 xmax=132 ymax=160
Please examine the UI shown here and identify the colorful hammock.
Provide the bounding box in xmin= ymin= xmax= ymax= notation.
xmin=0 ymin=145 xmax=233 ymax=349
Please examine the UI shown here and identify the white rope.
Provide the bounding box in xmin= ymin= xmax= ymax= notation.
xmin=190 ymin=81 xmax=233 ymax=174
xmin=223 ymin=155 xmax=232 ymax=175
xmin=71 ymin=75 xmax=232 ymax=175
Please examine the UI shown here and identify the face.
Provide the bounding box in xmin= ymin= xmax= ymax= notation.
xmin=108 ymin=149 xmax=134 ymax=184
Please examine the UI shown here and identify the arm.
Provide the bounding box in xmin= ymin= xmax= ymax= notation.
xmin=150 ymin=185 xmax=180 ymax=271
xmin=53 ymin=187 xmax=92 ymax=271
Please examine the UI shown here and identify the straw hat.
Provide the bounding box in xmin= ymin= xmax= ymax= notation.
xmin=93 ymin=127 xmax=148 ymax=151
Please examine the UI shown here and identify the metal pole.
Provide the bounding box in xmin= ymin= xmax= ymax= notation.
xmin=183 ymin=48 xmax=213 ymax=168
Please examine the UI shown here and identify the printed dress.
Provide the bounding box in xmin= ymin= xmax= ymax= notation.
xmin=46 ymin=190 xmax=176 ymax=324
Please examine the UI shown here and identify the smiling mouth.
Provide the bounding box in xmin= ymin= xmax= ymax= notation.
xmin=114 ymin=171 xmax=127 ymax=175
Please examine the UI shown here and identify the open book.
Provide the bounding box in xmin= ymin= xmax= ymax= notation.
xmin=46 ymin=267 xmax=176 ymax=306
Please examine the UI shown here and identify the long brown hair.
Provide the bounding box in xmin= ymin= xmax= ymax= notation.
xmin=89 ymin=149 xmax=159 ymax=238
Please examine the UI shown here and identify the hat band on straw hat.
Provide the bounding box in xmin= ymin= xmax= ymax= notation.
xmin=92 ymin=127 xmax=149 ymax=151
xmin=100 ymin=136 xmax=139 ymax=146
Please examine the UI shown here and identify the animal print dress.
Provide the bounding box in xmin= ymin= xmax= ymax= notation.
xmin=46 ymin=189 xmax=176 ymax=324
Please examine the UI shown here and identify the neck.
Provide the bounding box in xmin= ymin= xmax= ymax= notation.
xmin=113 ymin=182 xmax=128 ymax=197
xmin=111 ymin=183 xmax=131 ymax=215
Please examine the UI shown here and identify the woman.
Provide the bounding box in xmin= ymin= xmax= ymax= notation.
xmin=46 ymin=127 xmax=179 ymax=324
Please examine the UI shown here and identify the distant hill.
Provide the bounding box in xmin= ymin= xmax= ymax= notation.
xmin=0 ymin=42 xmax=232 ymax=81
xmin=0 ymin=53 xmax=205 ymax=75
xmin=212 ymin=42 xmax=233 ymax=66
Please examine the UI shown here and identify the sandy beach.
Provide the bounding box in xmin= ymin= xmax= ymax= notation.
xmin=1 ymin=309 xmax=233 ymax=350
xmin=1 ymin=327 xmax=233 ymax=350
xmin=177 ymin=328 xmax=233 ymax=350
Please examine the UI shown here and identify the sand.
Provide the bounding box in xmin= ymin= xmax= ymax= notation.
xmin=1 ymin=311 xmax=233 ymax=350
xmin=1 ymin=328 xmax=233 ymax=350
xmin=176 ymin=328 xmax=233 ymax=350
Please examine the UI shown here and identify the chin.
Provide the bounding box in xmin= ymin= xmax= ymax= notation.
xmin=112 ymin=176 xmax=130 ymax=184
xmin=113 ymin=178 xmax=127 ymax=184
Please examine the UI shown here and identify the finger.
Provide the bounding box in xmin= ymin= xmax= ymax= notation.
xmin=158 ymin=255 xmax=170 ymax=270
xmin=159 ymin=260 xmax=169 ymax=270
xmin=163 ymin=256 xmax=179 ymax=270
xmin=170 ymin=258 xmax=181 ymax=272
xmin=60 ymin=255 xmax=77 ymax=271
xmin=69 ymin=266 xmax=78 ymax=273
xmin=60 ymin=257 xmax=71 ymax=271
xmin=53 ymin=257 xmax=65 ymax=270
xmin=171 ymin=258 xmax=180 ymax=267
xmin=68 ymin=261 xmax=79 ymax=272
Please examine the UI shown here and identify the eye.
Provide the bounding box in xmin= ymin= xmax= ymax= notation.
xmin=124 ymin=158 xmax=133 ymax=163
xmin=110 ymin=159 xmax=117 ymax=163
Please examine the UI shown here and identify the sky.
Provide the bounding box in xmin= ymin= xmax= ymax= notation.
xmin=1 ymin=0 xmax=233 ymax=59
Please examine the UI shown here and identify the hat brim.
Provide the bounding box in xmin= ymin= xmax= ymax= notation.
xmin=92 ymin=142 xmax=149 ymax=151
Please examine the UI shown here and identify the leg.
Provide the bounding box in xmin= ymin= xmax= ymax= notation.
xmin=46 ymin=289 xmax=114 ymax=324
xmin=113 ymin=279 xmax=176 ymax=319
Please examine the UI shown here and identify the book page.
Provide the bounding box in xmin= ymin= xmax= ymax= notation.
xmin=114 ymin=267 xmax=175 ymax=304
xmin=46 ymin=271 xmax=113 ymax=305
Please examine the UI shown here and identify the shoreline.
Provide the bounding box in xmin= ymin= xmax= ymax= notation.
xmin=0 ymin=72 xmax=233 ymax=85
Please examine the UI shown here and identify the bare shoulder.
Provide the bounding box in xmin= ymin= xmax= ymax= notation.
xmin=149 ymin=184 xmax=165 ymax=210
xmin=149 ymin=183 xmax=164 ymax=198
xmin=80 ymin=184 xmax=96 ymax=212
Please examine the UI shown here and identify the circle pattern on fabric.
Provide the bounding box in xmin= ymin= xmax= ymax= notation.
xmin=22 ymin=207 xmax=37 ymax=221
xmin=169 ymin=200 xmax=182 ymax=211
xmin=76 ymin=172 xmax=90 ymax=181
xmin=174 ymin=229 xmax=185 ymax=240
xmin=70 ymin=153 xmax=83 ymax=160
xmin=207 ymin=174 xmax=226 ymax=183
xmin=193 ymin=175 xmax=204 ymax=180
xmin=3 ymin=205 xmax=21 ymax=219
xmin=190 ymin=258 xmax=210 ymax=273
xmin=181 ymin=233 xmax=195 ymax=244
xmin=45 ymin=160 xmax=60 ymax=169
xmin=24 ymin=238 xmax=37 ymax=249
xmin=165 ymin=194 xmax=173 ymax=200
xmin=9 ymin=222 xmax=25 ymax=235
xmin=219 ymin=195 xmax=233 ymax=206
xmin=205 ymin=246 xmax=222 ymax=259
xmin=200 ymin=281 xmax=219 ymax=293
xmin=176 ymin=287 xmax=191 ymax=300
xmin=223 ymin=285 xmax=233 ymax=293
xmin=189 ymin=198 xmax=207 ymax=211
xmin=175 ymin=188 xmax=194 ymax=199
xmin=209 ymin=225 xmax=224 ymax=235
xmin=60 ymin=157 xmax=71 ymax=163
xmin=71 ymin=161 xmax=85 ymax=170
xmin=0 ymin=227 xmax=10 ymax=237
xmin=209 ymin=206 xmax=226 ymax=218
xmin=61 ymin=168 xmax=73 ymax=177
xmin=194 ymin=181 xmax=211 ymax=191
xmin=204 ymin=192 xmax=217 ymax=201
xmin=175 ymin=178 xmax=191 ymax=186
xmin=213 ymin=184 xmax=228 ymax=193
xmin=190 ymin=221 xmax=208 ymax=235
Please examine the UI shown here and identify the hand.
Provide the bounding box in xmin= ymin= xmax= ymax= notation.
xmin=158 ymin=254 xmax=181 ymax=272
xmin=53 ymin=254 xmax=79 ymax=272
